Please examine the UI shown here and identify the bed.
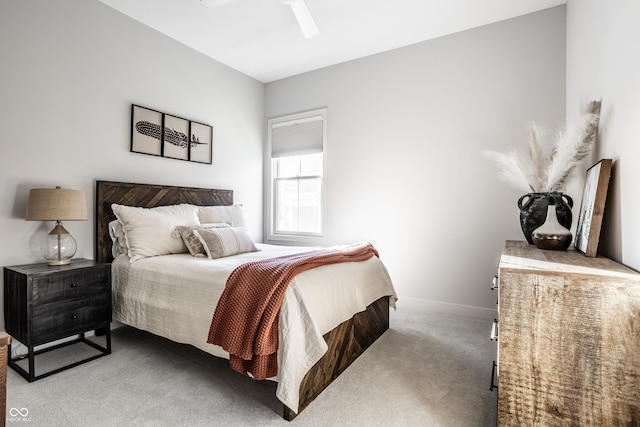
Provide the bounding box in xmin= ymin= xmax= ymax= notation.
xmin=95 ymin=180 xmax=396 ymax=420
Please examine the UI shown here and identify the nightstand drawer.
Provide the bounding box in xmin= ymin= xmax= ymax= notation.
xmin=32 ymin=295 xmax=111 ymax=343
xmin=32 ymin=268 xmax=110 ymax=305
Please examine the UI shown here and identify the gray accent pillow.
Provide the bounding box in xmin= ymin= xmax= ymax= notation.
xmin=193 ymin=227 xmax=258 ymax=259
xmin=173 ymin=223 xmax=231 ymax=257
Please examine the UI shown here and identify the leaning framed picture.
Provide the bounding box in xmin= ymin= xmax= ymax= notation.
xmin=131 ymin=105 xmax=163 ymax=156
xmin=189 ymin=121 xmax=213 ymax=164
xmin=163 ymin=114 xmax=190 ymax=161
xmin=574 ymin=158 xmax=612 ymax=256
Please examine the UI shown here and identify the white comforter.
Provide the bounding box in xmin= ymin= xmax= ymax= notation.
xmin=111 ymin=243 xmax=397 ymax=413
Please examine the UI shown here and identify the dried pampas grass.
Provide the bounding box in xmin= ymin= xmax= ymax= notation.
xmin=484 ymin=100 xmax=601 ymax=193
xmin=482 ymin=150 xmax=534 ymax=193
xmin=526 ymin=122 xmax=546 ymax=192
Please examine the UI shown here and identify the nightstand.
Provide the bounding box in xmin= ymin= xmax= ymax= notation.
xmin=3 ymin=259 xmax=111 ymax=382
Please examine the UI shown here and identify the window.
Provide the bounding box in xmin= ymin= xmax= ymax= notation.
xmin=266 ymin=109 xmax=327 ymax=244
xmin=274 ymin=153 xmax=323 ymax=234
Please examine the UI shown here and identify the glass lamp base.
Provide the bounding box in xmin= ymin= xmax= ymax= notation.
xmin=44 ymin=222 xmax=77 ymax=266
xmin=47 ymin=258 xmax=72 ymax=266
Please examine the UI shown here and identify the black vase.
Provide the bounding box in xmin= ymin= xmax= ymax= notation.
xmin=517 ymin=192 xmax=573 ymax=244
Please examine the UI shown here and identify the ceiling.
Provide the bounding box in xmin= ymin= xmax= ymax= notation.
xmin=99 ymin=0 xmax=566 ymax=83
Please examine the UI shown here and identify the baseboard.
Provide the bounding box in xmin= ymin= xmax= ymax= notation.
xmin=110 ymin=320 xmax=125 ymax=330
xmin=393 ymin=296 xmax=498 ymax=321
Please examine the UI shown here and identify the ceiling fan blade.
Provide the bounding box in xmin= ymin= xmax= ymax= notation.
xmin=201 ymin=0 xmax=237 ymax=8
xmin=282 ymin=0 xmax=320 ymax=39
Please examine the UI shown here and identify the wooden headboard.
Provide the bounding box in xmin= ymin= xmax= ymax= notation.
xmin=95 ymin=180 xmax=233 ymax=264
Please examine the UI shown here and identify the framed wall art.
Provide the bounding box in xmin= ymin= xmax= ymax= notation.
xmin=163 ymin=114 xmax=190 ymax=161
xmin=131 ymin=105 xmax=163 ymax=157
xmin=574 ymin=158 xmax=612 ymax=257
xmin=189 ymin=121 xmax=213 ymax=164
xmin=130 ymin=104 xmax=213 ymax=164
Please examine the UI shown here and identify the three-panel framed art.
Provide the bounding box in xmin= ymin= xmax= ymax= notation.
xmin=131 ymin=104 xmax=212 ymax=164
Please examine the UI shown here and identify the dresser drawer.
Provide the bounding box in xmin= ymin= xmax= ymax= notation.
xmin=31 ymin=295 xmax=111 ymax=344
xmin=32 ymin=267 xmax=110 ymax=306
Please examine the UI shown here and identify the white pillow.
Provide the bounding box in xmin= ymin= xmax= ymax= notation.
xmin=193 ymin=227 xmax=258 ymax=259
xmin=172 ymin=223 xmax=231 ymax=257
xmin=111 ymin=203 xmax=199 ymax=262
xmin=197 ymin=205 xmax=247 ymax=228
xmin=108 ymin=219 xmax=128 ymax=258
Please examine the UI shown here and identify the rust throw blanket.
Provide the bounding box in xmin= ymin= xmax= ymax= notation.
xmin=207 ymin=243 xmax=379 ymax=380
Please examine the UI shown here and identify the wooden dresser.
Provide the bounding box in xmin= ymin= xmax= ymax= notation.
xmin=495 ymin=240 xmax=640 ymax=426
xmin=0 ymin=332 xmax=10 ymax=426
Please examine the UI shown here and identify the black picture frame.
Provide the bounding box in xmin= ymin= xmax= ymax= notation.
xmin=130 ymin=104 xmax=213 ymax=164
xmin=131 ymin=105 xmax=162 ymax=157
xmin=162 ymin=114 xmax=190 ymax=161
xmin=189 ymin=121 xmax=213 ymax=164
xmin=574 ymin=159 xmax=612 ymax=257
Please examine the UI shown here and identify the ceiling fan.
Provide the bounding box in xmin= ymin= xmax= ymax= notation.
xmin=200 ymin=0 xmax=320 ymax=39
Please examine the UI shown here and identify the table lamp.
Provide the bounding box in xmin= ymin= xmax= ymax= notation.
xmin=25 ymin=186 xmax=88 ymax=265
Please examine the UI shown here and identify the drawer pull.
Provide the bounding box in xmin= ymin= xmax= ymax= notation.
xmin=71 ymin=314 xmax=78 ymax=320
xmin=491 ymin=275 xmax=498 ymax=290
xmin=490 ymin=360 xmax=498 ymax=391
xmin=70 ymin=283 xmax=77 ymax=288
xmin=490 ymin=319 xmax=498 ymax=341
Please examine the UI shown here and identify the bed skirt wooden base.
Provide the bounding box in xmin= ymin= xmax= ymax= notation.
xmin=283 ymin=296 xmax=390 ymax=421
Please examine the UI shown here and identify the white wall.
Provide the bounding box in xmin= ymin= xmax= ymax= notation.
xmin=566 ymin=0 xmax=640 ymax=271
xmin=266 ymin=7 xmax=567 ymax=316
xmin=0 ymin=0 xmax=264 ymax=329
xmin=0 ymin=1 xmax=570 ymax=327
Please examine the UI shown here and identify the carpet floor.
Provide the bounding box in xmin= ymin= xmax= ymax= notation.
xmin=6 ymin=306 xmax=497 ymax=426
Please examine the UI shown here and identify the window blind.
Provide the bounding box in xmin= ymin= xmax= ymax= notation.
xmin=271 ymin=115 xmax=323 ymax=158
